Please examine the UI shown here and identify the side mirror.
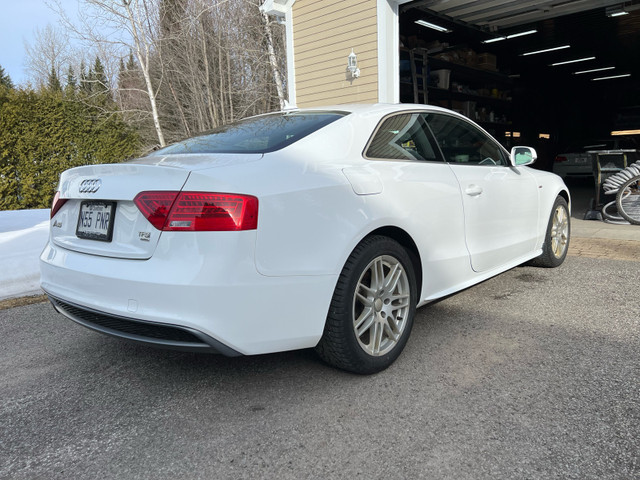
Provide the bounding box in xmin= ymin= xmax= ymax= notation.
xmin=510 ymin=146 xmax=537 ymax=166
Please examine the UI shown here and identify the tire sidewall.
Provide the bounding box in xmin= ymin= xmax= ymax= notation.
xmin=334 ymin=236 xmax=417 ymax=373
xmin=543 ymin=196 xmax=570 ymax=267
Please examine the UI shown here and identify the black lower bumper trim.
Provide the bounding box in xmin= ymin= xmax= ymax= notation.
xmin=46 ymin=293 xmax=241 ymax=356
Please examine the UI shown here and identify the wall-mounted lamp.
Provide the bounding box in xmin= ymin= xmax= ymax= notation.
xmin=347 ymin=49 xmax=360 ymax=79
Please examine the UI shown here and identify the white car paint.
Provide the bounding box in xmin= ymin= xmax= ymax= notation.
xmin=449 ymin=163 xmax=540 ymax=272
xmin=40 ymin=103 xmax=569 ymax=357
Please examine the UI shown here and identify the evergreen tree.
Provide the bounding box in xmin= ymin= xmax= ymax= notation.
xmin=47 ymin=66 xmax=62 ymax=92
xmin=118 ymin=57 xmax=126 ymax=80
xmin=0 ymin=65 xmax=13 ymax=90
xmin=0 ymin=87 xmax=140 ymax=210
xmin=65 ymin=65 xmax=77 ymax=97
xmin=126 ymin=52 xmax=136 ymax=71
xmin=92 ymin=56 xmax=110 ymax=103
xmin=79 ymin=61 xmax=92 ymax=95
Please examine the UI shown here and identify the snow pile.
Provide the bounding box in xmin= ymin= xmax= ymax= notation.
xmin=0 ymin=209 xmax=50 ymax=300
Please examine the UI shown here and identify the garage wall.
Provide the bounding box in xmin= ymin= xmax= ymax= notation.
xmin=292 ymin=0 xmax=378 ymax=107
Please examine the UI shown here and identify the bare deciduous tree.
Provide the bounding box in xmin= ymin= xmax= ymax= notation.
xmin=24 ymin=25 xmax=72 ymax=89
xmin=48 ymin=0 xmax=288 ymax=149
xmin=56 ymin=0 xmax=167 ymax=146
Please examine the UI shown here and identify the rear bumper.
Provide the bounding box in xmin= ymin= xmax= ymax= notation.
xmin=40 ymin=231 xmax=338 ymax=355
xmin=46 ymin=293 xmax=241 ymax=355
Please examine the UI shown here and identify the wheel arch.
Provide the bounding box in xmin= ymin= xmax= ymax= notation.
xmin=557 ymin=189 xmax=570 ymax=211
xmin=362 ymin=226 xmax=423 ymax=299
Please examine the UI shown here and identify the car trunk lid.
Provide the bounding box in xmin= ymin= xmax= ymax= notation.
xmin=51 ymin=154 xmax=262 ymax=259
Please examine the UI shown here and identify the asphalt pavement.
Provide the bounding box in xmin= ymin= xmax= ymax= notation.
xmin=1 ymin=256 xmax=638 ymax=479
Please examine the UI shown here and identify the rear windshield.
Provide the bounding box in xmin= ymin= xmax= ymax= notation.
xmin=150 ymin=111 xmax=347 ymax=155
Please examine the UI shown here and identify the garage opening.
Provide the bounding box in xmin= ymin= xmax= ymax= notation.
xmin=397 ymin=0 xmax=640 ymax=182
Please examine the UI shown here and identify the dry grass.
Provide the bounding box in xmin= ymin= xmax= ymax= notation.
xmin=0 ymin=294 xmax=48 ymax=311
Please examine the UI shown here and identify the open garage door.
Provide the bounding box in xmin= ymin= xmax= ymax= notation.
xmin=398 ymin=0 xmax=640 ymax=172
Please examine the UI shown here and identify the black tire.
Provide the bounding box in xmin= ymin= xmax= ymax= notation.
xmin=616 ymin=175 xmax=640 ymax=225
xmin=315 ymin=235 xmax=417 ymax=374
xmin=530 ymin=196 xmax=570 ymax=268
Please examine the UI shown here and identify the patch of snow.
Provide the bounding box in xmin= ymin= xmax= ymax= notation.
xmin=0 ymin=209 xmax=50 ymax=300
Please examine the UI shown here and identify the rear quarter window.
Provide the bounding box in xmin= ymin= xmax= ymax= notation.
xmin=365 ymin=113 xmax=441 ymax=162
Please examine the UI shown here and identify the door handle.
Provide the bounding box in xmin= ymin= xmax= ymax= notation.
xmin=465 ymin=184 xmax=483 ymax=197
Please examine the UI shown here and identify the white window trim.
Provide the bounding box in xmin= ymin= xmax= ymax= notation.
xmin=377 ymin=0 xmax=413 ymax=104
xmin=261 ymin=0 xmax=297 ymax=107
xmin=285 ymin=7 xmax=296 ymax=107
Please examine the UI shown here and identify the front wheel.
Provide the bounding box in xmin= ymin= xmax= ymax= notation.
xmin=316 ymin=236 xmax=417 ymax=374
xmin=530 ymin=196 xmax=570 ymax=268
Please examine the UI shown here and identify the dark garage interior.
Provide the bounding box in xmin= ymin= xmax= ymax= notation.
xmin=397 ymin=0 xmax=640 ymax=185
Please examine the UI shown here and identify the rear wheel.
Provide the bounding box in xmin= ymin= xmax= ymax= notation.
xmin=530 ymin=196 xmax=570 ymax=268
xmin=316 ymin=236 xmax=417 ymax=374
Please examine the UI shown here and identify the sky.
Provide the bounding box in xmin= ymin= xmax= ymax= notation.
xmin=0 ymin=0 xmax=80 ymax=86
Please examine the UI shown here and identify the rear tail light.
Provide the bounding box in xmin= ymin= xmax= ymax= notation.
xmin=133 ymin=191 xmax=180 ymax=230
xmin=134 ymin=191 xmax=258 ymax=231
xmin=51 ymin=191 xmax=68 ymax=218
xmin=555 ymin=156 xmax=568 ymax=163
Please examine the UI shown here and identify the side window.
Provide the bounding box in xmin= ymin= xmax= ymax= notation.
xmin=425 ymin=114 xmax=507 ymax=166
xmin=365 ymin=113 xmax=442 ymax=162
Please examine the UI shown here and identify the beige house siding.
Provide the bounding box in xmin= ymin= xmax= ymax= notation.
xmin=292 ymin=0 xmax=378 ymax=107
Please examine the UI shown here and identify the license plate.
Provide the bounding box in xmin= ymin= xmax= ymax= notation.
xmin=76 ymin=201 xmax=116 ymax=242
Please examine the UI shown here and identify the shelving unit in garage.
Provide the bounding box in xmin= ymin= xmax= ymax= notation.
xmin=400 ymin=46 xmax=514 ymax=138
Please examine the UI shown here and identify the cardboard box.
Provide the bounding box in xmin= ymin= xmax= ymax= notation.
xmin=477 ymin=52 xmax=497 ymax=71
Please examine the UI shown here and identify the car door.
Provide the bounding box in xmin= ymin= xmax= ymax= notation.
xmin=363 ymin=112 xmax=474 ymax=299
xmin=425 ymin=113 xmax=539 ymax=273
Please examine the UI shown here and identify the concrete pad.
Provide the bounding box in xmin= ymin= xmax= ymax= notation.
xmin=571 ymin=218 xmax=640 ymax=241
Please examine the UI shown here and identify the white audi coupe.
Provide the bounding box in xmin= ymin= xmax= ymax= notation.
xmin=40 ymin=104 xmax=570 ymax=374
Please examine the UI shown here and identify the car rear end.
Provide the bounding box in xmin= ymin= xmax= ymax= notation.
xmin=42 ymin=160 xmax=255 ymax=351
xmin=41 ymin=159 xmax=343 ymax=355
xmin=41 ymin=110 xmax=354 ymax=356
xmin=552 ymin=152 xmax=593 ymax=178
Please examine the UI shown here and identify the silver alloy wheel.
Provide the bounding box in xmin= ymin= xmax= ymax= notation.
xmin=550 ymin=204 xmax=569 ymax=258
xmin=352 ymin=255 xmax=411 ymax=356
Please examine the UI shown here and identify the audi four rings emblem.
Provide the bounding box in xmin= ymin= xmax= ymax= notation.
xmin=79 ymin=179 xmax=102 ymax=193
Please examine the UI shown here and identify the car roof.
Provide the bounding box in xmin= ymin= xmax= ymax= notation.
xmin=287 ymin=103 xmax=462 ymax=118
